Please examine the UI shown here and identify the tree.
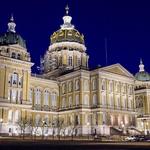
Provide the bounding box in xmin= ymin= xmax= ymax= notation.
xmin=16 ymin=117 xmax=30 ymax=139
xmin=41 ymin=119 xmax=49 ymax=139
xmin=33 ymin=118 xmax=42 ymax=139
xmin=69 ymin=118 xmax=78 ymax=140
xmin=52 ymin=117 xmax=64 ymax=140
xmin=28 ymin=118 xmax=34 ymax=139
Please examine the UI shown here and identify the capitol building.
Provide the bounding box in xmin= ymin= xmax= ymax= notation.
xmin=0 ymin=6 xmax=149 ymax=137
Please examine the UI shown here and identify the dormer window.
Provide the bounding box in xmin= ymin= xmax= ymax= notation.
xmin=17 ymin=54 xmax=21 ymax=60
xmin=11 ymin=52 xmax=16 ymax=58
xmin=7 ymin=48 xmax=9 ymax=53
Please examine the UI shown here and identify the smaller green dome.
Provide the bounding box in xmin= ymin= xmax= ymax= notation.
xmin=0 ymin=32 xmax=26 ymax=48
xmin=135 ymin=71 xmax=150 ymax=81
xmin=0 ymin=15 xmax=26 ymax=48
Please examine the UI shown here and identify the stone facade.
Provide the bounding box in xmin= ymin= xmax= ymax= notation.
xmin=0 ymin=7 xmax=149 ymax=137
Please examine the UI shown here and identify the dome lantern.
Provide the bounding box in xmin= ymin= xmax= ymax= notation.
xmin=7 ymin=14 xmax=16 ymax=33
xmin=61 ymin=5 xmax=74 ymax=29
xmin=139 ymin=58 xmax=144 ymax=72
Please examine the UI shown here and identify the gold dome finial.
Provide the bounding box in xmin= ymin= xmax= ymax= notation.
xmin=65 ymin=5 xmax=69 ymax=15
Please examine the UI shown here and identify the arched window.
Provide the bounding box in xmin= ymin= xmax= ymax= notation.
xmin=109 ymin=95 xmax=113 ymax=106
xmin=14 ymin=110 xmax=20 ymax=123
xmin=128 ymin=99 xmax=132 ymax=108
xmin=75 ymin=95 xmax=79 ymax=106
xmin=122 ymin=97 xmax=126 ymax=108
xmin=83 ymin=95 xmax=89 ymax=106
xmin=102 ymin=94 xmax=106 ymax=106
xmin=93 ymin=94 xmax=97 ymax=106
xmin=69 ymin=96 xmax=72 ymax=107
xmin=84 ymin=80 xmax=89 ymax=91
xmin=44 ymin=90 xmax=49 ymax=105
xmin=102 ymin=80 xmax=106 ymax=90
xmin=12 ymin=73 xmax=18 ymax=85
xmin=8 ymin=89 xmax=11 ymax=100
xmin=51 ymin=92 xmax=57 ymax=107
xmin=12 ymin=89 xmax=17 ymax=102
xmin=18 ymin=76 xmax=22 ymax=87
xmin=102 ymin=113 xmax=106 ymax=124
xmin=116 ymin=97 xmax=120 ymax=107
xmin=62 ymin=97 xmax=66 ymax=108
xmin=75 ymin=115 xmax=80 ymax=125
xmin=29 ymin=88 xmax=33 ymax=102
xmin=35 ymin=114 xmax=41 ymax=125
xmin=93 ymin=113 xmax=98 ymax=125
xmin=35 ymin=88 xmax=41 ymax=105
xmin=62 ymin=84 xmax=66 ymax=94
xmin=17 ymin=54 xmax=21 ymax=60
xmin=11 ymin=52 xmax=16 ymax=58
xmin=68 ymin=56 xmax=73 ymax=66
xmin=8 ymin=74 xmax=11 ymax=86
xmin=8 ymin=110 xmax=13 ymax=123
xmin=75 ymin=80 xmax=80 ymax=90
xmin=17 ymin=90 xmax=21 ymax=102
xmin=68 ymin=82 xmax=72 ymax=92
xmin=92 ymin=79 xmax=97 ymax=90
xmin=44 ymin=115 xmax=49 ymax=124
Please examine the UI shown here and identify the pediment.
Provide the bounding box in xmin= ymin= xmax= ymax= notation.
xmin=101 ymin=63 xmax=134 ymax=78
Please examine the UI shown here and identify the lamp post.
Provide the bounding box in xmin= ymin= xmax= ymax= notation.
xmin=0 ymin=118 xmax=3 ymax=136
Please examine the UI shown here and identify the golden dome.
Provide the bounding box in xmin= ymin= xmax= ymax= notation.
xmin=50 ymin=6 xmax=84 ymax=45
xmin=50 ymin=29 xmax=84 ymax=45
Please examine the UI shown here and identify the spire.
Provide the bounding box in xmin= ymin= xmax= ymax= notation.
xmin=65 ymin=5 xmax=69 ymax=15
xmin=10 ymin=14 xmax=14 ymax=22
xmin=139 ymin=58 xmax=145 ymax=72
xmin=61 ymin=5 xmax=74 ymax=29
xmin=7 ymin=14 xmax=16 ymax=33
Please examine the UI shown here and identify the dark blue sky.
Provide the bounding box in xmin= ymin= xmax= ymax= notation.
xmin=0 ymin=0 xmax=150 ymax=74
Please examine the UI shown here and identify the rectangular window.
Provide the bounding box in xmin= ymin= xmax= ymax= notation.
xmin=12 ymin=89 xmax=17 ymax=102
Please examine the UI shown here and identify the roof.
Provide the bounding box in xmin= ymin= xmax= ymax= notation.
xmin=0 ymin=31 xmax=26 ymax=48
xmin=135 ymin=71 xmax=150 ymax=81
xmin=50 ymin=28 xmax=84 ymax=45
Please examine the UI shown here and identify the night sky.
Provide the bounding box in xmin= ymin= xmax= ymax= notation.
xmin=0 ymin=0 xmax=150 ymax=74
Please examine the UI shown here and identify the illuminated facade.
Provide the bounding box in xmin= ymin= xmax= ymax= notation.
xmin=0 ymin=7 xmax=149 ymax=137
